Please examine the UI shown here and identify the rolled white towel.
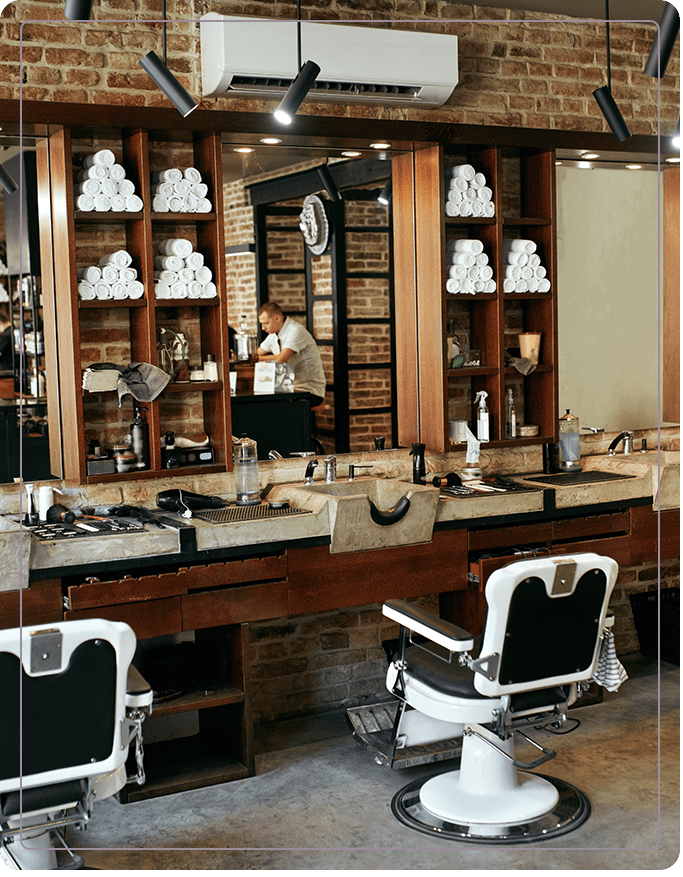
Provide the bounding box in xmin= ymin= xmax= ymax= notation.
xmin=110 ymin=193 xmax=126 ymax=212
xmin=452 ymin=239 xmax=484 ymax=255
xmin=183 ymin=167 xmax=202 ymax=184
xmin=161 ymin=237 xmax=194 ymax=259
xmin=514 ymin=279 xmax=529 ymax=293
xmin=538 ymin=278 xmax=551 ymax=293
xmin=471 ymin=199 xmax=484 ymax=216
xmin=196 ymin=198 xmax=212 ymax=213
xmin=534 ymin=265 xmax=547 ymax=279
xmin=521 ymin=265 xmax=534 ymax=280
xmin=125 ymin=194 xmax=143 ymax=212
xmin=505 ymin=239 xmax=537 ymax=254
xmin=155 ymin=282 xmax=172 ymax=299
xmin=446 ymin=176 xmax=468 ymax=192
xmin=173 ymin=179 xmax=192 ymax=197
xmin=527 ymin=277 xmax=539 ymax=292
xmin=153 ymin=195 xmax=170 ymax=212
xmin=101 ymin=264 xmax=119 ymax=284
xmin=108 ymin=164 xmax=126 ymax=182
xmin=77 ymin=282 xmax=96 ymax=300
xmin=195 ymin=265 xmax=213 ymax=284
xmin=475 ymin=253 xmax=489 ymax=267
xmin=191 ymin=182 xmax=208 ymax=198
xmin=78 ymin=165 xmax=107 ymax=181
xmin=77 ymin=178 xmax=102 ymax=196
xmin=446 ymin=278 xmax=461 ymax=294
xmin=74 ymin=193 xmax=95 ymax=212
xmin=503 ymin=278 xmax=516 ymax=293
xmin=473 ymin=280 xmax=485 ymax=293
xmin=484 ymin=279 xmax=496 ymax=293
xmin=505 ymin=265 xmax=522 ymax=280
xmin=478 ymin=186 xmax=493 ymax=202
xmin=154 ymin=182 xmax=174 ymax=198
xmin=445 ymin=201 xmax=461 ymax=217
xmin=119 ymin=267 xmax=137 ymax=283
xmin=178 ymin=267 xmax=195 ymax=284
xmin=183 ymin=194 xmax=199 ymax=213
xmin=446 ymin=164 xmax=475 ymax=181
xmin=483 ymin=202 xmax=495 ymax=217
xmin=100 ymin=250 xmax=132 ymax=268
xmin=446 ymin=188 xmax=463 ymax=205
xmin=153 ymin=168 xmax=182 ymax=183
xmin=118 ymin=178 xmax=135 ymax=197
xmin=201 ymin=282 xmax=217 ymax=298
xmin=459 ymin=200 xmax=473 ymax=217
xmin=467 ymin=265 xmax=480 ymax=280
xmin=155 ymin=270 xmax=179 ymax=284
xmin=170 ymin=282 xmax=188 ymax=298
xmin=460 ymin=277 xmax=474 ymax=294
xmin=101 ymin=178 xmax=119 ymax=197
xmin=463 ymin=187 xmax=477 ymax=201
xmin=128 ymin=280 xmax=145 ymax=299
xmin=448 ymin=252 xmax=475 ymax=268
xmin=93 ymin=194 xmax=110 ymax=212
xmin=111 ymin=282 xmax=128 ymax=299
xmin=94 ymin=282 xmax=112 ymax=299
xmin=506 ymin=251 xmax=528 ymax=267
xmin=188 ymin=281 xmax=204 ymax=298
xmin=527 ymin=253 xmax=541 ymax=269
xmin=78 ymin=265 xmax=101 ymax=283
xmin=84 ymin=149 xmax=115 ymax=168
xmin=479 ymin=264 xmax=493 ymax=281
xmin=168 ymin=197 xmax=184 ymax=213
xmin=447 ymin=264 xmax=466 ymax=280
xmin=471 ymin=172 xmax=487 ymax=188
xmin=155 ymin=254 xmax=183 ymax=271
xmin=184 ymin=251 xmax=204 ymax=270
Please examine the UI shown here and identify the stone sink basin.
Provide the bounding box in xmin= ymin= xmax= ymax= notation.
xmin=0 ymin=516 xmax=30 ymax=591
xmin=267 ymin=478 xmax=440 ymax=554
xmin=583 ymin=450 xmax=679 ymax=510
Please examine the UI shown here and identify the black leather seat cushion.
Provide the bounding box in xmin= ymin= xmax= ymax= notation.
xmin=404 ymin=645 xmax=488 ymax=700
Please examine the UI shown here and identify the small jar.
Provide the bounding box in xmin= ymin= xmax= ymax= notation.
xmin=204 ymin=353 xmax=219 ymax=382
xmin=190 ymin=367 xmax=205 ymax=382
xmin=461 ymin=466 xmax=482 ymax=483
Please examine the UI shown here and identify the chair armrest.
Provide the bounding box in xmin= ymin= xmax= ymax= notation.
xmin=604 ymin=612 xmax=615 ymax=628
xmin=126 ymin=664 xmax=153 ymax=710
xmin=383 ymin=599 xmax=474 ymax=653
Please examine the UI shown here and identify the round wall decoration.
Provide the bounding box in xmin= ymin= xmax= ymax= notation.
xmin=299 ymin=194 xmax=330 ymax=255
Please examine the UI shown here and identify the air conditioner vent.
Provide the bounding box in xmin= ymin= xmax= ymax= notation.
xmin=228 ymin=76 xmax=421 ymax=100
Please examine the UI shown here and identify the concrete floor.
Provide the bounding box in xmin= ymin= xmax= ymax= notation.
xmin=70 ymin=654 xmax=678 ymax=871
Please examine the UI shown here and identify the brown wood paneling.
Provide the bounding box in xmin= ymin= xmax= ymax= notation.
xmin=287 ymin=528 xmax=468 ymax=615
xmin=552 ymin=512 xmax=630 ymax=541
xmin=181 ymin=581 xmax=288 ymax=630
xmin=0 ymin=579 xmax=63 ymax=629
xmin=468 ymin=521 xmax=553 ymax=552
xmin=630 ymin=505 xmax=681 ymax=565
xmin=663 ymin=166 xmax=680 ymax=423
xmin=65 ymin=597 xmax=182 ymax=639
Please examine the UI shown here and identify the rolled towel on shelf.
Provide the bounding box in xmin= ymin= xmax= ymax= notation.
xmin=538 ymin=278 xmax=551 ymax=292
xmin=118 ymin=178 xmax=135 ymax=197
xmin=521 ymin=265 xmax=534 ymax=280
xmin=188 ymin=281 xmax=204 ymax=298
xmin=527 ymin=252 xmax=541 ymax=268
xmin=452 ymin=238 xmax=484 ymax=254
xmin=534 ymin=265 xmax=547 ymax=279
xmin=446 ymin=176 xmax=468 ymax=192
xmin=505 ymin=264 xmax=522 ymax=280
xmin=101 ymin=178 xmax=118 ymax=197
xmin=100 ymin=250 xmax=132 ymax=268
xmin=461 ymin=277 xmax=474 ymax=294
xmin=446 ymin=163 xmax=475 ymax=181
xmin=505 ymin=250 xmax=528 ymax=267
xmin=473 ymin=280 xmax=485 ymax=293
xmin=505 ymin=238 xmax=537 ymax=254
xmin=153 ymin=168 xmax=182 ymax=184
xmin=154 ymin=181 xmax=174 ymax=198
xmin=155 ymin=254 xmax=183 ymax=272
xmin=183 ymin=167 xmax=202 ymax=184
xmin=478 ymin=186 xmax=492 ymax=202
xmin=93 ymin=194 xmax=111 ymax=212
xmin=77 ymin=178 xmax=102 ymax=196
xmin=196 ymin=198 xmax=212 ymax=213
xmin=125 ymin=194 xmax=143 ymax=212
xmin=463 ymin=187 xmax=477 ymax=201
xmin=467 ymin=265 xmax=480 ymax=279
xmin=119 ymin=267 xmax=137 ymax=283
xmin=110 ymin=193 xmax=126 ymax=212
xmin=155 ymin=282 xmax=172 ymax=299
xmin=84 ymin=149 xmax=115 ymax=168
xmin=94 ymin=282 xmax=112 ymax=299
xmin=173 ymin=179 xmax=192 ymax=197
xmin=484 ymin=280 xmax=496 ymax=293
xmin=448 ymin=251 xmax=475 ymax=267
xmin=195 ymin=265 xmax=213 ymax=284
xmin=101 ymin=264 xmax=119 ymax=284
xmin=479 ymin=264 xmax=493 ymax=281
xmin=445 ymin=201 xmax=461 ymax=217
xmin=471 ymin=200 xmax=484 ymax=216
xmin=159 ymin=238 xmax=193 ymax=258
xmin=471 ymin=172 xmax=487 ymax=187
xmin=447 ymin=264 xmax=467 ymax=280
xmin=503 ymin=277 xmax=516 ymax=293
xmin=78 ymin=265 xmax=101 ymax=283
xmin=201 ymin=282 xmax=217 ymax=298
xmin=170 ymin=282 xmax=189 ymax=299
xmin=74 ymin=193 xmax=95 ymax=212
xmin=153 ymin=195 xmax=170 ymax=212
xmin=155 ymin=269 xmax=179 ymax=284
xmin=483 ymin=202 xmax=495 ymax=217
xmin=459 ymin=200 xmax=473 ymax=217
xmin=527 ymin=277 xmax=539 ymax=292
xmin=446 ymin=278 xmax=461 ymax=294
xmin=168 ymin=196 xmax=183 ymax=213
xmin=475 ymin=253 xmax=489 ymax=267
xmin=111 ymin=282 xmax=128 ymax=299
xmin=78 ymin=165 xmax=107 ymax=181
xmin=191 ymin=182 xmax=208 ymax=198
xmin=184 ymin=251 xmax=204 ymax=270
xmin=77 ymin=282 xmax=96 ymax=300
xmin=183 ymin=194 xmax=199 ymax=213
xmin=108 ymin=163 xmax=126 ymax=182
xmin=178 ymin=267 xmax=195 ymax=285
xmin=128 ymin=281 xmax=145 ymax=299
xmin=514 ymin=279 xmax=529 ymax=293
xmin=446 ymin=189 xmax=463 ymax=204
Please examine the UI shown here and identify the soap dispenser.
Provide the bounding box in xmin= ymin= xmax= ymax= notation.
xmin=506 ymin=388 xmax=517 ymax=438
xmin=410 ymin=442 xmax=426 ymax=484
xmin=474 ymin=391 xmax=489 ymax=443
xmin=130 ymin=405 xmax=150 ymax=470
xmin=558 ymin=409 xmax=581 ymax=471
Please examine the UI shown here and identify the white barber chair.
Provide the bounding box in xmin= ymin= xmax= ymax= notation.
xmin=381 ymin=553 xmax=618 ymax=843
xmin=0 ymin=619 xmax=152 ymax=869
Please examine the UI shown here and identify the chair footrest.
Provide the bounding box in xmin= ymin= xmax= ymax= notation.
xmin=346 ymin=701 xmax=462 ymax=769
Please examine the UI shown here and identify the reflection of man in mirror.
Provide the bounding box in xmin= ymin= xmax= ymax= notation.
xmin=256 ymin=302 xmax=325 ymax=406
xmin=0 ymin=305 xmax=13 ymax=371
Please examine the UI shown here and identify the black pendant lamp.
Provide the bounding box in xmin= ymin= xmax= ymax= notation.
xmin=317 ymin=164 xmax=342 ymax=202
xmin=593 ymin=0 xmax=631 ymax=143
xmin=64 ymin=0 xmax=93 ymax=20
xmin=0 ymin=163 xmax=18 ymax=195
xmin=644 ymin=2 xmax=680 ymax=78
xmin=140 ymin=0 xmax=198 ymax=118
xmin=377 ymin=179 xmax=392 ymax=206
xmin=274 ymin=0 xmax=320 ymax=124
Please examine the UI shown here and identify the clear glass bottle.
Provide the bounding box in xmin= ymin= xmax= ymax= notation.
xmin=558 ymin=408 xmax=581 ymax=471
xmin=204 ymin=353 xmax=219 ymax=381
xmin=233 ymin=434 xmax=261 ymax=505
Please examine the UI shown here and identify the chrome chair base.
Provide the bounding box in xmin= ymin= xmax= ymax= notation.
xmin=391 ymin=773 xmax=591 ymax=844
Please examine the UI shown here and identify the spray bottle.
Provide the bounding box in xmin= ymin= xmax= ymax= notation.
xmin=474 ymin=390 xmax=489 ymax=443
xmin=130 ymin=405 xmax=150 ymax=470
xmin=506 ymin=388 xmax=517 ymax=438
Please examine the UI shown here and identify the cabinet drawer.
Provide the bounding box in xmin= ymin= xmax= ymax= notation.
xmin=181 ymin=582 xmax=288 ymax=630
xmin=552 ymin=512 xmax=630 ymax=541
xmin=65 ymin=596 xmax=182 ymax=639
xmin=468 ymin=522 xmax=552 ymax=552
xmin=0 ymin=579 xmax=63 ymax=629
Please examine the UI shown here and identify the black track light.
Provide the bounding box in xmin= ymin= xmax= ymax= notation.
xmin=378 ymin=179 xmax=392 ymax=206
xmin=593 ymin=0 xmax=631 ymax=142
xmin=139 ymin=51 xmax=198 ymax=118
xmin=64 ymin=0 xmax=93 ymax=20
xmin=0 ymin=163 xmax=18 ymax=195
xmin=274 ymin=60 xmax=320 ymax=125
xmin=644 ymin=2 xmax=680 ymax=78
xmin=317 ymin=164 xmax=342 ymax=202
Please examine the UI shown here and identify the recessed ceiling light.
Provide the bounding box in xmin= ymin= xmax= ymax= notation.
xmin=555 ymin=160 xmax=562 ymax=165
xmin=341 ymin=151 xmax=361 ymax=157
xmin=234 ymin=147 xmax=254 ymax=154
xmin=371 ymin=142 xmax=391 ymax=149
xmin=578 ymin=161 xmax=592 ymax=169
xmin=626 ymin=164 xmax=642 ymax=169
xmin=581 ymin=152 xmax=600 ymax=159
xmin=666 ymin=157 xmax=680 ymax=163
xmin=260 ymin=138 xmax=282 ymax=145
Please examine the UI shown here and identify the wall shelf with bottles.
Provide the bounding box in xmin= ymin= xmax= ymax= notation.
xmin=395 ymin=142 xmax=557 ymax=453
xmin=41 ymin=125 xmax=231 ymax=484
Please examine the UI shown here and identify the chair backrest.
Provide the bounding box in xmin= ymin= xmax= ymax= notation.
xmin=0 ymin=619 xmax=136 ymax=794
xmin=474 ymin=553 xmax=618 ymax=697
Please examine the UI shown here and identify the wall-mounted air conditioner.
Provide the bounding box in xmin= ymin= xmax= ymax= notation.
xmin=200 ymin=14 xmax=458 ymax=108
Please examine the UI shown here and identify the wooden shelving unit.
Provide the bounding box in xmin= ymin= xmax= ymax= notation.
xmin=395 ymin=143 xmax=558 ymax=453
xmin=42 ymin=124 xmax=231 ymax=484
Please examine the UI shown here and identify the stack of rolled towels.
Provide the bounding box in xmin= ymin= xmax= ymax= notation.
xmin=77 ymin=250 xmax=144 ymax=300
xmin=74 ymin=149 xmax=143 ymax=213
xmin=445 ymin=239 xmax=496 ymax=295
xmin=151 ymin=168 xmax=212 ymax=214
xmin=154 ymin=238 xmax=217 ymax=300
xmin=502 ymin=239 xmax=550 ymax=293
xmin=444 ymin=164 xmax=495 ymax=218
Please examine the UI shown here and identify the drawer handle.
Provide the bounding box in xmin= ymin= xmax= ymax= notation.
xmin=369 ymin=495 xmax=411 ymax=526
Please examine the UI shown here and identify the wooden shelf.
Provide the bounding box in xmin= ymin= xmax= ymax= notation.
xmin=150 ymin=684 xmax=245 ymax=717
xmin=164 ymin=381 xmax=224 ymax=392
xmin=74 ymin=211 xmax=144 ymax=223
xmin=151 ymin=211 xmax=216 ymax=222
xmin=78 ymin=298 xmax=147 ymax=308
xmin=503 ymin=217 xmax=552 ymax=226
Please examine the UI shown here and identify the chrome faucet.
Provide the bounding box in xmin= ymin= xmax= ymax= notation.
xmin=348 ymin=463 xmax=373 ymax=481
xmin=608 ymin=431 xmax=634 ymax=456
xmin=268 ymin=450 xmax=284 ymax=460
xmin=304 ymin=458 xmax=319 ymax=484
xmin=324 ymin=455 xmax=337 ymax=482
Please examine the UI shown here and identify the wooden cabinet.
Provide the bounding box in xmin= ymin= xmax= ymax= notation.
xmin=41 ymin=125 xmax=231 ymax=484
xmin=395 ymin=143 xmax=557 ymax=452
